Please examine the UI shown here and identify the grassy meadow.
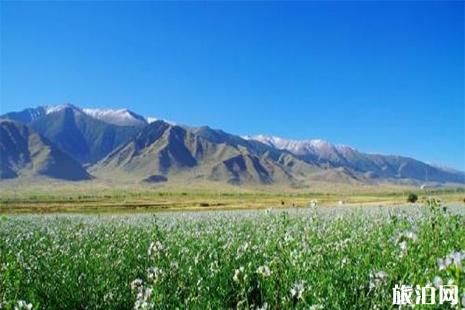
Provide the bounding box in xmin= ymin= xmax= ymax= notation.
xmin=1 ymin=182 xmax=464 ymax=213
xmin=1 ymin=196 xmax=464 ymax=309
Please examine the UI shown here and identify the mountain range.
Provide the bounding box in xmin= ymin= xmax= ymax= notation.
xmin=1 ymin=103 xmax=464 ymax=188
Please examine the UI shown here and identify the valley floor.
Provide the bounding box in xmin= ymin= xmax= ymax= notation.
xmin=0 ymin=182 xmax=464 ymax=214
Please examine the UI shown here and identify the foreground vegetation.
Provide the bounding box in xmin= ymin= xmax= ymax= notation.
xmin=1 ymin=200 xmax=464 ymax=309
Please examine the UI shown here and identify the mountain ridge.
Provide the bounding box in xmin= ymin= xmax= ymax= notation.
xmin=1 ymin=104 xmax=463 ymax=186
xmin=247 ymin=135 xmax=464 ymax=184
xmin=2 ymin=104 xmax=142 ymax=164
xmin=2 ymin=103 xmax=153 ymax=127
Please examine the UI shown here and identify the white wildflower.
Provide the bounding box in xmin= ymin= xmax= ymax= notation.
xmin=147 ymin=267 xmax=163 ymax=283
xmin=433 ymin=276 xmax=443 ymax=289
xmin=369 ymin=270 xmax=387 ymax=290
xmin=437 ymin=251 xmax=464 ymax=271
xmin=399 ymin=241 xmax=407 ymax=252
xmin=134 ymin=286 xmax=154 ymax=309
xmin=103 ymin=292 xmax=114 ymax=303
xmin=256 ymin=265 xmax=271 ymax=277
xmin=134 ymin=299 xmax=154 ymax=310
xmin=445 ymin=256 xmax=452 ymax=268
xmin=233 ymin=267 xmax=245 ymax=283
xmin=395 ymin=230 xmax=418 ymax=257
xmin=170 ymin=261 xmax=179 ymax=271
xmin=236 ymin=242 xmax=250 ymax=258
xmin=290 ymin=281 xmax=305 ymax=300
xmin=131 ymin=279 xmax=143 ymax=291
xmin=147 ymin=241 xmax=164 ymax=258
xmin=437 ymin=258 xmax=447 ymax=271
xmin=451 ymin=251 xmax=463 ymax=270
xmin=257 ymin=302 xmax=268 ymax=310
xmin=14 ymin=301 xmax=32 ymax=310
xmin=403 ymin=231 xmax=418 ymax=242
xmin=136 ymin=287 xmax=152 ymax=302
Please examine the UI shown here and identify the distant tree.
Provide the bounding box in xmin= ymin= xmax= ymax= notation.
xmin=407 ymin=193 xmax=418 ymax=203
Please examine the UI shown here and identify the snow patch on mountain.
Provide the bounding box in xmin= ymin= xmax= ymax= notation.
xmin=245 ymin=134 xmax=354 ymax=155
xmin=36 ymin=103 xmax=149 ymax=127
xmin=27 ymin=103 xmax=154 ymax=127
xmin=145 ymin=117 xmax=177 ymax=126
xmin=146 ymin=117 xmax=157 ymax=124
xmin=82 ymin=108 xmax=148 ymax=126
xmin=44 ymin=103 xmax=80 ymax=115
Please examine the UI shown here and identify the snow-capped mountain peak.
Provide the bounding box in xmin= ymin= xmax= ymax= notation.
xmin=44 ymin=103 xmax=81 ymax=115
xmin=245 ymin=135 xmax=345 ymax=155
xmin=43 ymin=104 xmax=148 ymax=127
xmin=146 ymin=117 xmax=157 ymax=124
xmin=6 ymin=103 xmax=153 ymax=127
xmin=82 ymin=108 xmax=148 ymax=126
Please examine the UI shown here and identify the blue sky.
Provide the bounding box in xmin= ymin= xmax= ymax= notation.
xmin=1 ymin=2 xmax=464 ymax=170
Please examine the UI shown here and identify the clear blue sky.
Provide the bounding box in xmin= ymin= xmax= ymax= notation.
xmin=1 ymin=1 xmax=463 ymax=170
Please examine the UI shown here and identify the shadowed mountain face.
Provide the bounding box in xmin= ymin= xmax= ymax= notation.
xmin=92 ymin=121 xmax=334 ymax=185
xmin=0 ymin=119 xmax=90 ymax=180
xmin=3 ymin=105 xmax=141 ymax=164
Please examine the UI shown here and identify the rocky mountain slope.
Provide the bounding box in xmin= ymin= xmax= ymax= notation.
xmin=0 ymin=119 xmax=90 ymax=180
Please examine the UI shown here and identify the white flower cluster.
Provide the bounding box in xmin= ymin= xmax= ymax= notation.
xmin=132 ymin=241 xmax=169 ymax=309
xmin=147 ymin=267 xmax=163 ymax=283
xmin=233 ymin=266 xmax=246 ymax=284
xmin=394 ymin=230 xmax=418 ymax=257
xmin=432 ymin=250 xmax=465 ymax=301
xmin=14 ymin=300 xmax=32 ymax=310
xmin=256 ymin=265 xmax=271 ymax=277
xmin=147 ymin=241 xmax=164 ymax=259
xmin=131 ymin=279 xmax=154 ymax=310
xmin=369 ymin=270 xmax=388 ymax=290
xmin=131 ymin=279 xmax=143 ymax=291
xmin=437 ymin=251 xmax=465 ymax=271
xmin=256 ymin=302 xmax=268 ymax=310
xmin=290 ymin=281 xmax=305 ymax=300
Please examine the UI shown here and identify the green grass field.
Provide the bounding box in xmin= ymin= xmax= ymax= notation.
xmin=1 ymin=199 xmax=464 ymax=309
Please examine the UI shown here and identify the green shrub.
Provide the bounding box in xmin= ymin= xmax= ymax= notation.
xmin=407 ymin=193 xmax=418 ymax=203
